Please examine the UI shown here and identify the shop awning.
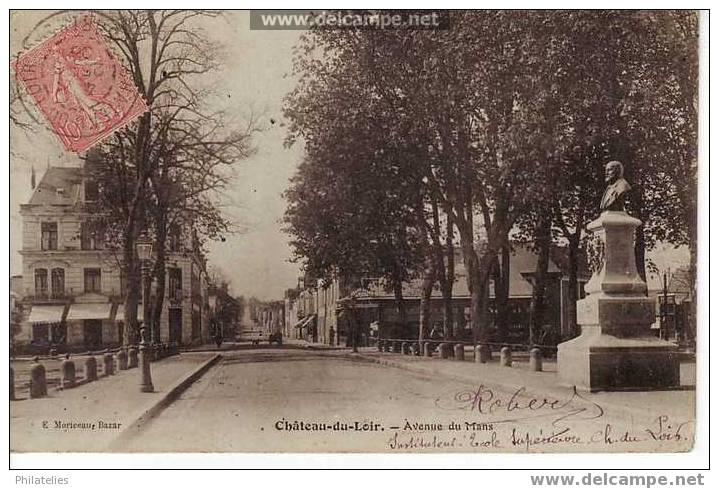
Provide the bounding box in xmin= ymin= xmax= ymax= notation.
xmin=27 ymin=305 xmax=65 ymax=324
xmin=294 ymin=315 xmax=315 ymax=329
xmin=66 ymin=302 xmax=113 ymax=321
xmin=114 ymin=306 xmax=143 ymax=322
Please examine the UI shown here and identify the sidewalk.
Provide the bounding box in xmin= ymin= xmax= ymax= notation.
xmin=354 ymin=348 xmax=695 ymax=424
xmin=181 ymin=339 xmax=344 ymax=352
xmin=282 ymin=338 xmax=346 ymax=350
xmin=10 ymin=352 xmax=220 ymax=452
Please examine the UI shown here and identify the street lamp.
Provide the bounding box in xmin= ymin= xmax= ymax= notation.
xmin=136 ymin=234 xmax=154 ymax=393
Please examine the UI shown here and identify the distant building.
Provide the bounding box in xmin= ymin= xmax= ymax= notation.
xmin=285 ymin=243 xmax=590 ymax=347
xmin=283 ymin=288 xmax=299 ymax=339
xmin=649 ymin=267 xmax=695 ymax=344
xmin=258 ymin=301 xmax=284 ymax=335
xmin=17 ymin=166 xmax=211 ymax=354
xmin=208 ymin=284 xmax=241 ymax=340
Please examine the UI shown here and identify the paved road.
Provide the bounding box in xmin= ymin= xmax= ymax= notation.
xmin=122 ymin=348 xmax=694 ymax=453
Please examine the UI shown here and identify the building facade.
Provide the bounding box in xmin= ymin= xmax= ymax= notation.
xmin=284 ymin=243 xmax=591 ymax=347
xmin=17 ymin=166 xmax=211 ymax=354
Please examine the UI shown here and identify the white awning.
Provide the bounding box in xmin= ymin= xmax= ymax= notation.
xmin=66 ymin=303 xmax=112 ymax=321
xmin=294 ymin=315 xmax=315 ymax=329
xmin=27 ymin=305 xmax=65 ymax=324
xmin=114 ymin=306 xmax=144 ymax=322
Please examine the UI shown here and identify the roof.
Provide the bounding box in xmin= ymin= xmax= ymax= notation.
xmin=354 ymin=242 xmax=587 ymax=301
xmin=27 ymin=166 xmax=83 ymax=206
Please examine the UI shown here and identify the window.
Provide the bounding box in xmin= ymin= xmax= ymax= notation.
xmin=80 ymin=223 xmax=100 ymax=250
xmin=41 ymin=222 xmax=58 ymax=250
xmin=168 ymin=224 xmax=182 ymax=252
xmin=84 ymin=268 xmax=102 ymax=293
xmin=51 ymin=268 xmax=65 ymax=298
xmin=168 ymin=268 xmax=183 ymax=301
xmin=84 ymin=181 xmax=99 ymax=202
xmin=34 ymin=269 xmax=48 ymax=298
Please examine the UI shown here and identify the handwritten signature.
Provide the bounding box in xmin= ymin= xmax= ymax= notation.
xmin=451 ymin=384 xmax=605 ymax=425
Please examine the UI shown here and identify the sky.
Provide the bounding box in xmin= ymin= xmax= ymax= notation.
xmin=9 ymin=11 xmax=690 ymax=301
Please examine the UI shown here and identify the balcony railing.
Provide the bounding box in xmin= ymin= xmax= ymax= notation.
xmin=25 ymin=293 xmax=72 ymax=304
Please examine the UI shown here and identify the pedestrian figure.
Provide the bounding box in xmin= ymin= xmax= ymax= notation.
xmin=212 ymin=319 xmax=223 ymax=349
xmin=329 ymin=327 xmax=335 ymax=346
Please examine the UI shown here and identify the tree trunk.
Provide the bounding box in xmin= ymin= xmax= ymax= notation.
xmin=441 ymin=280 xmax=454 ymax=340
xmin=392 ymin=279 xmax=406 ymax=337
xmin=457 ymin=221 xmax=495 ymax=344
xmin=493 ymin=244 xmax=510 ymax=343
xmin=530 ymin=213 xmax=552 ymax=346
xmin=122 ymin=227 xmax=141 ymax=346
xmin=418 ymin=259 xmax=436 ymax=342
xmin=151 ymin=211 xmax=168 ymax=344
xmin=442 ymin=216 xmax=455 ymax=339
xmin=566 ymin=234 xmax=580 ymax=339
xmin=630 ymin=187 xmax=648 ymax=282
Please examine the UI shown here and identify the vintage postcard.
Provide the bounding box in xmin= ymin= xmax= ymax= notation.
xmin=9 ymin=9 xmax=701 ymax=458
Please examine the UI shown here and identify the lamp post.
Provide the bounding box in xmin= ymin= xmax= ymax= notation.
xmin=136 ymin=234 xmax=154 ymax=393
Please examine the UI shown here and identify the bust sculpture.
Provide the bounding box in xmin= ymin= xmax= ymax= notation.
xmin=599 ymin=160 xmax=631 ymax=212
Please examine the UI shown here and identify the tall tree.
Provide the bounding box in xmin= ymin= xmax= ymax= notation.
xmin=82 ymin=10 xmax=254 ymax=344
xmin=283 ymin=10 xmax=698 ymax=346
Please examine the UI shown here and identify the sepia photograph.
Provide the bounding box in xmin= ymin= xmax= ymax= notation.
xmin=7 ymin=7 xmax=706 ymax=468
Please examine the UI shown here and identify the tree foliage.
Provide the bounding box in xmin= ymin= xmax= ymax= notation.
xmin=283 ymin=11 xmax=698 ymax=343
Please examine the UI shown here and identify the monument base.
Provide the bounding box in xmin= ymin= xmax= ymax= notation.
xmin=557 ymin=327 xmax=680 ymax=392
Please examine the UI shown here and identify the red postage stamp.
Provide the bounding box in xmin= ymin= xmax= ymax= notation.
xmin=12 ymin=14 xmax=147 ymax=153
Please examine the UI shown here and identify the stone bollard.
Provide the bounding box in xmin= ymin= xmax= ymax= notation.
xmin=84 ymin=356 xmax=98 ymax=381
xmin=128 ymin=347 xmax=138 ymax=368
xmin=439 ymin=343 xmax=450 ymax=359
xmin=103 ymin=354 xmax=115 ymax=376
xmin=475 ymin=344 xmax=492 ymax=363
xmin=29 ymin=362 xmax=47 ymax=398
xmin=377 ymin=340 xmax=384 ymax=352
xmin=500 ymin=346 xmax=512 ymax=367
xmin=454 ymin=343 xmax=465 ymax=361
xmin=529 ymin=347 xmax=543 ymax=372
xmin=423 ymin=342 xmax=433 ymax=357
xmin=117 ymin=349 xmax=128 ymax=370
xmin=402 ymin=342 xmax=411 ymax=355
xmin=10 ymin=366 xmax=15 ymax=400
xmin=61 ymin=357 xmax=76 ymax=388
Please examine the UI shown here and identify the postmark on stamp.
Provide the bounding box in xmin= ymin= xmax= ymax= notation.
xmin=12 ymin=13 xmax=147 ymax=153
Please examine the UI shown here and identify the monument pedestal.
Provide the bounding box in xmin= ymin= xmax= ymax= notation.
xmin=557 ymin=211 xmax=680 ymax=392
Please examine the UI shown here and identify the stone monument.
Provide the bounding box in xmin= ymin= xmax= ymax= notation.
xmin=557 ymin=161 xmax=680 ymax=391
